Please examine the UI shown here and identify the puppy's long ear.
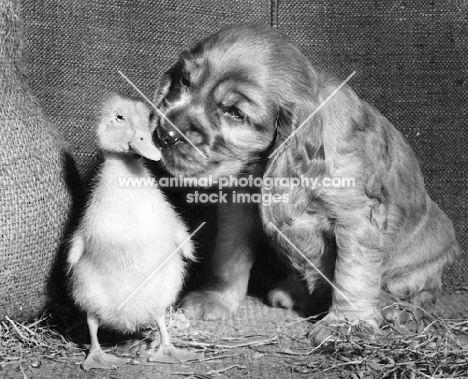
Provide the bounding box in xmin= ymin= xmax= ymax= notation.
xmin=262 ymin=101 xmax=327 ymax=225
xmin=269 ymin=103 xmax=325 ymax=166
xmin=263 ymin=73 xmax=366 ymax=219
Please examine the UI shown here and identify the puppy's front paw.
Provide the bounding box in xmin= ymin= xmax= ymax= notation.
xmin=268 ymin=288 xmax=295 ymax=309
xmin=308 ymin=311 xmax=380 ymax=345
xmin=180 ymin=290 xmax=240 ymax=321
xmin=267 ymin=275 xmax=312 ymax=313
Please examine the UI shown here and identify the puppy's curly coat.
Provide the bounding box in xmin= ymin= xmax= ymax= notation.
xmin=153 ymin=25 xmax=459 ymax=343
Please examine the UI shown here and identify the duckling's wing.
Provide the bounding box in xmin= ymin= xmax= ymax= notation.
xmin=67 ymin=231 xmax=84 ymax=272
xmin=175 ymin=229 xmax=195 ymax=261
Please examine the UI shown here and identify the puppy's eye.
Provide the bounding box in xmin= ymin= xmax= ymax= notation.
xmin=180 ymin=76 xmax=190 ymax=88
xmin=224 ymin=106 xmax=245 ymax=121
xmin=116 ymin=114 xmax=125 ymax=122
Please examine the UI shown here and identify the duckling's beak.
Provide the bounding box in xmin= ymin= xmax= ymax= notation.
xmin=129 ymin=130 xmax=162 ymax=161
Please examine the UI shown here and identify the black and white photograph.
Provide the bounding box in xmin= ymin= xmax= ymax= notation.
xmin=1 ymin=1 xmax=467 ymax=378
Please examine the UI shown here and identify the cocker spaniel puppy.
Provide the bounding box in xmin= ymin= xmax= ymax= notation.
xmin=152 ymin=25 xmax=459 ymax=343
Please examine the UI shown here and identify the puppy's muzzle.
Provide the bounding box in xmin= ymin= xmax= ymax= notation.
xmin=155 ymin=110 xmax=185 ymax=147
xmin=156 ymin=109 xmax=205 ymax=148
xmin=156 ymin=126 xmax=180 ymax=147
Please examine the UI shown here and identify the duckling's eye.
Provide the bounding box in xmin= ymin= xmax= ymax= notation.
xmin=180 ymin=76 xmax=190 ymax=88
xmin=224 ymin=106 xmax=245 ymax=122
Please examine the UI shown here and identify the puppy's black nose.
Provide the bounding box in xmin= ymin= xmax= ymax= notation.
xmin=156 ymin=127 xmax=180 ymax=147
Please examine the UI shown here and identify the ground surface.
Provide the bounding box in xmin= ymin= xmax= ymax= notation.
xmin=1 ymin=291 xmax=468 ymax=379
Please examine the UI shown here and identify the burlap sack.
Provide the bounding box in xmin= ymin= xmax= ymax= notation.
xmin=0 ymin=0 xmax=74 ymax=320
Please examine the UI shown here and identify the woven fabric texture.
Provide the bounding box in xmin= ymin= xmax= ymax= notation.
xmin=0 ymin=0 xmax=73 ymax=320
xmin=277 ymin=0 xmax=467 ymax=288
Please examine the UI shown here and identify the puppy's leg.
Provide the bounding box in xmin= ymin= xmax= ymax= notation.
xmin=381 ymin=199 xmax=459 ymax=326
xmin=266 ymin=211 xmax=335 ymax=316
xmin=309 ymin=211 xmax=382 ymax=344
xmin=181 ymin=201 xmax=257 ymax=320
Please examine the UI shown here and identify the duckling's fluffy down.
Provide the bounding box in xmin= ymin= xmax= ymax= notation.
xmin=70 ymin=247 xmax=186 ymax=333
xmin=69 ymin=158 xmax=192 ymax=333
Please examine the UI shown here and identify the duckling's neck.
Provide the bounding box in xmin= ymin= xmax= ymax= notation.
xmin=101 ymin=152 xmax=148 ymax=178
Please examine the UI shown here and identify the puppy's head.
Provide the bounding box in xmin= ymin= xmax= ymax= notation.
xmin=153 ymin=25 xmax=320 ymax=179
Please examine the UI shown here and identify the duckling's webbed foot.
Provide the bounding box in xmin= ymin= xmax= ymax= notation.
xmin=82 ymin=314 xmax=131 ymax=370
xmin=81 ymin=349 xmax=131 ymax=370
xmin=147 ymin=314 xmax=202 ymax=363
xmin=147 ymin=344 xmax=201 ymax=364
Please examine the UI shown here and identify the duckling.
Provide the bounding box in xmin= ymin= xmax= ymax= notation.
xmin=68 ymin=94 xmax=198 ymax=370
